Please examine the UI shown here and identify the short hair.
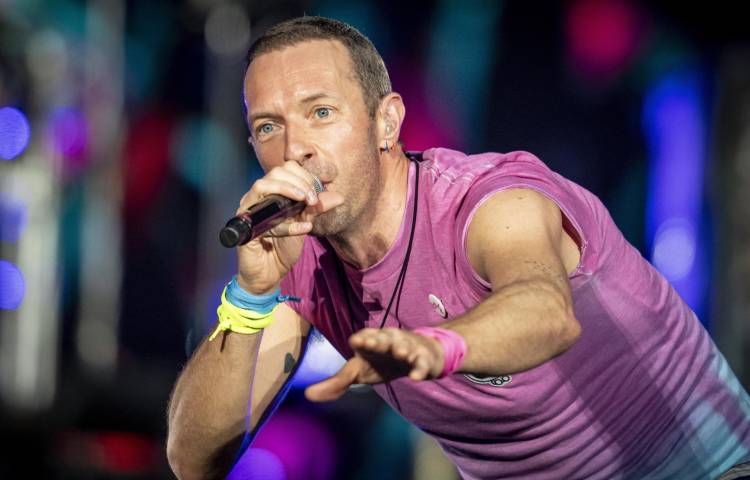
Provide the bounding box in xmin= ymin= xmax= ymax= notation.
xmin=246 ymin=16 xmax=392 ymax=118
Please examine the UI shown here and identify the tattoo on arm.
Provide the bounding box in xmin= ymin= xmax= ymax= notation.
xmin=284 ymin=353 xmax=296 ymax=374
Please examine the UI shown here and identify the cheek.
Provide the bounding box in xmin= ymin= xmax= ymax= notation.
xmin=253 ymin=141 xmax=284 ymax=170
xmin=321 ymin=120 xmax=359 ymax=152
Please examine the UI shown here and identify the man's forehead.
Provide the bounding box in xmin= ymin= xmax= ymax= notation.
xmin=246 ymin=39 xmax=354 ymax=85
xmin=244 ymin=39 xmax=359 ymax=110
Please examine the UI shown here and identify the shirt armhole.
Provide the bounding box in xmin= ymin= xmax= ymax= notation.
xmin=456 ymin=182 xmax=589 ymax=295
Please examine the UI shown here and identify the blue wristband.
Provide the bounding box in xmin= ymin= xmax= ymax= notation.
xmin=225 ymin=276 xmax=299 ymax=314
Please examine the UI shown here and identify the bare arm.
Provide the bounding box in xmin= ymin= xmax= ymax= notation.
xmin=443 ymin=188 xmax=582 ymax=375
xmin=167 ymin=303 xmax=310 ymax=480
xmin=305 ymin=188 xmax=582 ymax=402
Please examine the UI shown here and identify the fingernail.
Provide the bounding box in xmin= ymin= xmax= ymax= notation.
xmin=307 ymin=190 xmax=317 ymax=203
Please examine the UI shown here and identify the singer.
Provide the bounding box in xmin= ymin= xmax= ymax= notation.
xmin=166 ymin=16 xmax=750 ymax=480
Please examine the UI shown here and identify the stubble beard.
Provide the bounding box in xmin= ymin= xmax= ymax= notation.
xmin=309 ymin=128 xmax=380 ymax=238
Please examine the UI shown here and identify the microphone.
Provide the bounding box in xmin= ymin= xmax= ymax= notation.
xmin=219 ymin=176 xmax=324 ymax=248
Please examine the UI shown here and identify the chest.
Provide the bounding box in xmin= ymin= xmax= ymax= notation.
xmin=321 ymin=249 xmax=477 ymax=352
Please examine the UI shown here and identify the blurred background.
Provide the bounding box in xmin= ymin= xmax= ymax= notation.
xmin=1 ymin=0 xmax=749 ymax=478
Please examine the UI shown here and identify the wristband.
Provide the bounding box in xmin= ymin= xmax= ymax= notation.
xmin=412 ymin=326 xmax=467 ymax=378
xmin=226 ymin=275 xmax=301 ymax=313
xmin=208 ymin=278 xmax=300 ymax=341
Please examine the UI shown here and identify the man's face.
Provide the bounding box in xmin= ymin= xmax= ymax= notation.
xmin=243 ymin=39 xmax=380 ymax=236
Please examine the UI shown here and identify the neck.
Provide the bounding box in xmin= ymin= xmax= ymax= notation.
xmin=329 ymin=149 xmax=411 ymax=269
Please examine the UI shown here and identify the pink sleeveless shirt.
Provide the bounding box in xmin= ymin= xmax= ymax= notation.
xmin=281 ymin=148 xmax=750 ymax=479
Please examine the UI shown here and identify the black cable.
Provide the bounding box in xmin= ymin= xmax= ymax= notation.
xmin=379 ymin=159 xmax=419 ymax=329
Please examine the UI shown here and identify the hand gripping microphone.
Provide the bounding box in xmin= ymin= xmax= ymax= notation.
xmin=219 ymin=177 xmax=324 ymax=248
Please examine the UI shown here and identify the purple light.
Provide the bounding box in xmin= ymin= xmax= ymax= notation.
xmin=227 ymin=448 xmax=286 ymax=480
xmin=249 ymin=410 xmax=337 ymax=480
xmin=643 ymin=69 xmax=708 ymax=320
xmin=48 ymin=107 xmax=89 ymax=174
xmin=0 ymin=260 xmax=25 ymax=310
xmin=0 ymin=106 xmax=31 ymax=160
xmin=652 ymin=218 xmax=696 ymax=280
xmin=0 ymin=194 xmax=29 ymax=243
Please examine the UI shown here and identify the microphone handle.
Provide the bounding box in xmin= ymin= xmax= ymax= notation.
xmin=219 ymin=195 xmax=307 ymax=248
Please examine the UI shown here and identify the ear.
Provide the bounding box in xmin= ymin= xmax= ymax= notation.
xmin=376 ymin=93 xmax=406 ymax=145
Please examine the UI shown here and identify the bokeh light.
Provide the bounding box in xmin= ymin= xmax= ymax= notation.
xmin=0 ymin=193 xmax=29 ymax=243
xmin=48 ymin=107 xmax=89 ymax=168
xmin=227 ymin=448 xmax=286 ymax=480
xmin=123 ymin=110 xmax=174 ymax=220
xmin=643 ymin=68 xmax=707 ymax=319
xmin=204 ymin=3 xmax=250 ymax=59
xmin=0 ymin=106 xmax=31 ymax=160
xmin=566 ymin=0 xmax=645 ymax=79
xmin=170 ymin=116 xmax=236 ymax=192
xmin=249 ymin=409 xmax=337 ymax=480
xmin=0 ymin=260 xmax=25 ymax=310
xmin=652 ymin=218 xmax=696 ymax=280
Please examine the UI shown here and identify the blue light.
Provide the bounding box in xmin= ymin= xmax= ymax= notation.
xmin=642 ymin=68 xmax=708 ymax=321
xmin=0 ymin=106 xmax=31 ymax=160
xmin=0 ymin=194 xmax=29 ymax=243
xmin=291 ymin=333 xmax=346 ymax=388
xmin=0 ymin=260 xmax=25 ymax=310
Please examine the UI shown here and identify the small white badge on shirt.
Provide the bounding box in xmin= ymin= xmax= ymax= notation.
xmin=428 ymin=293 xmax=448 ymax=318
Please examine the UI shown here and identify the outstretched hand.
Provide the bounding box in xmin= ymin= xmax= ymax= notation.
xmin=304 ymin=328 xmax=445 ymax=402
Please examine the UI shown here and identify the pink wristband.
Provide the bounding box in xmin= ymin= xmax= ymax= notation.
xmin=412 ymin=326 xmax=467 ymax=378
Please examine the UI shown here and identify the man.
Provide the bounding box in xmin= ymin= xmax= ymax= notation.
xmin=166 ymin=16 xmax=750 ymax=480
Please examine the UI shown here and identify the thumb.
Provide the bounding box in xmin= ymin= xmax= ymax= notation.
xmin=304 ymin=357 xmax=361 ymax=402
xmin=305 ymin=191 xmax=345 ymax=216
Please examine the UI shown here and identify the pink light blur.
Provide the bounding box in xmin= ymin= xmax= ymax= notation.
xmin=566 ymin=0 xmax=647 ymax=80
xmin=390 ymin=60 xmax=460 ymax=151
xmin=48 ymin=107 xmax=89 ymax=178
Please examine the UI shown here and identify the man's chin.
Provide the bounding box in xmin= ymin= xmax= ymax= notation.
xmin=310 ymin=210 xmax=347 ymax=237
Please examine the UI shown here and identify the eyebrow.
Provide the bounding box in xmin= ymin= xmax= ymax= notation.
xmin=247 ymin=92 xmax=336 ymax=125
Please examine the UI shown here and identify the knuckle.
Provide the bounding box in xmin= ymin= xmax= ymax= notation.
xmin=253 ymin=177 xmax=269 ymax=192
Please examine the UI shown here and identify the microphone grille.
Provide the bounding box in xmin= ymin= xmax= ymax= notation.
xmin=312 ymin=176 xmax=324 ymax=194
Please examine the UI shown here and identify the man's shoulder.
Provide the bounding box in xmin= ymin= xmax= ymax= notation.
xmin=420 ymin=148 xmax=548 ymax=185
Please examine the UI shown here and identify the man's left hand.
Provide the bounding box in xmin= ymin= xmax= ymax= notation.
xmin=304 ymin=328 xmax=445 ymax=402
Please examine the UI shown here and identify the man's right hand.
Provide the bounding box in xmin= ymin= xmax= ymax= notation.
xmin=235 ymin=161 xmax=344 ymax=294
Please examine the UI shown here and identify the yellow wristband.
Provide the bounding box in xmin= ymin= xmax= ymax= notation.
xmin=208 ymin=287 xmax=279 ymax=341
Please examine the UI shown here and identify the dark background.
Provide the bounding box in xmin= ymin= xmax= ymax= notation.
xmin=1 ymin=1 xmax=749 ymax=478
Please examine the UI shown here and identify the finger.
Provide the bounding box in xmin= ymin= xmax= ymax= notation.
xmin=409 ymin=351 xmax=432 ymax=381
xmin=302 ymin=190 xmax=345 ymax=217
xmin=281 ymin=161 xmax=322 ymax=194
xmin=266 ymin=164 xmax=320 ymax=205
xmin=349 ymin=328 xmax=389 ymax=353
xmin=391 ymin=336 xmax=412 ymax=360
xmin=263 ymin=220 xmax=313 ymax=238
xmin=370 ymin=330 xmax=396 ymax=354
xmin=349 ymin=328 xmax=378 ymax=348
xmin=403 ymin=345 xmax=431 ymax=377
xmin=237 ymin=177 xmax=308 ymax=214
xmin=304 ymin=358 xmax=361 ymax=402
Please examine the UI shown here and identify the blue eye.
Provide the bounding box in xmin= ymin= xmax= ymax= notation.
xmin=258 ymin=124 xmax=274 ymax=135
xmin=315 ymin=107 xmax=331 ymax=118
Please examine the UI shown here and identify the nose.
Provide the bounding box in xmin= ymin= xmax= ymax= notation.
xmin=283 ymin=123 xmax=314 ymax=165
